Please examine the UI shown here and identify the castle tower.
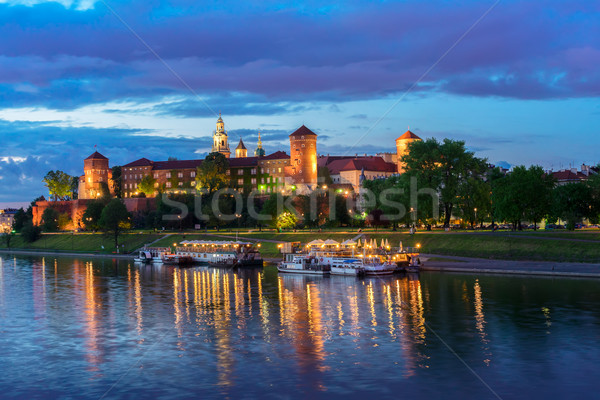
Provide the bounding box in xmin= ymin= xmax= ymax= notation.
xmin=395 ymin=129 xmax=422 ymax=173
xmin=287 ymin=125 xmax=317 ymax=187
xmin=235 ymin=138 xmax=247 ymax=158
xmin=254 ymin=130 xmax=265 ymax=157
xmin=79 ymin=151 xmax=113 ymax=199
xmin=212 ymin=113 xmax=231 ymax=158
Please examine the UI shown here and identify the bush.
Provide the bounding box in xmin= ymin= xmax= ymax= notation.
xmin=21 ymin=222 xmax=42 ymax=243
xmin=41 ymin=207 xmax=59 ymax=232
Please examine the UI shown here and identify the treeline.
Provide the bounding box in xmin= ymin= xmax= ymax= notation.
xmin=364 ymin=137 xmax=600 ymax=230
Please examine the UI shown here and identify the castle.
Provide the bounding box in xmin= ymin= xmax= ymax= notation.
xmin=33 ymin=114 xmax=422 ymax=228
xmin=118 ymin=115 xmax=421 ymax=197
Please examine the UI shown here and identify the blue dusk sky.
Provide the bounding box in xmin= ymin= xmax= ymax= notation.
xmin=0 ymin=0 xmax=599 ymax=205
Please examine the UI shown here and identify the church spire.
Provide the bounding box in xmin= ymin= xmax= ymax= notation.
xmin=254 ymin=130 xmax=265 ymax=157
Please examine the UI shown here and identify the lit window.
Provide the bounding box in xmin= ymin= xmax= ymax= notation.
xmin=154 ymin=173 xmax=158 ymax=179
xmin=238 ymin=179 xmax=243 ymax=185
xmin=238 ymin=169 xmax=243 ymax=175
xmin=166 ymin=172 xmax=171 ymax=178
xmin=251 ymin=178 xmax=256 ymax=184
xmin=191 ymin=171 xmax=196 ymax=177
xmin=166 ymin=182 xmax=171 ymax=188
xmin=278 ymin=167 xmax=281 ymax=173
xmin=178 ymin=172 xmax=183 ymax=178
xmin=178 ymin=182 xmax=183 ymax=186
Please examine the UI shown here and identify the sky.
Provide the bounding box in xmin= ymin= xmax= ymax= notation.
xmin=0 ymin=0 xmax=599 ymax=205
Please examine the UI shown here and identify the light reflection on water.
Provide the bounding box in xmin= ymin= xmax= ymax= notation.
xmin=1 ymin=255 xmax=600 ymax=399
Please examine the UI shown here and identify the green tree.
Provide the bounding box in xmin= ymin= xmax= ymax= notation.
xmin=111 ymin=166 xmax=123 ymax=198
xmin=99 ymin=199 xmax=131 ymax=248
xmin=457 ymin=176 xmax=491 ymax=228
xmin=402 ymin=138 xmax=488 ymax=227
xmin=492 ymin=166 xmax=554 ymax=230
xmin=550 ymin=183 xmax=593 ymax=230
xmin=82 ymin=200 xmax=105 ymax=231
xmin=43 ymin=170 xmax=74 ymax=201
xmin=11 ymin=208 xmax=30 ymax=232
xmin=21 ymin=221 xmax=42 ymax=243
xmin=195 ymin=152 xmax=229 ymax=194
xmin=1 ymin=231 xmax=14 ymax=248
xmin=57 ymin=213 xmax=71 ymax=230
xmin=276 ymin=211 xmax=298 ymax=231
xmin=41 ymin=207 xmax=60 ymax=232
xmin=137 ymin=174 xmax=157 ymax=197
xmin=71 ymin=176 xmax=79 ymax=200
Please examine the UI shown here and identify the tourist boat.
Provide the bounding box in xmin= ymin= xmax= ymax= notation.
xmin=134 ymin=250 xmax=152 ymax=264
xmin=208 ymin=250 xmax=264 ymax=268
xmin=146 ymin=240 xmax=264 ymax=267
xmin=361 ymin=258 xmax=396 ymax=275
xmin=134 ymin=247 xmax=168 ymax=264
xmin=278 ymin=254 xmax=330 ymax=275
xmin=278 ymin=237 xmax=423 ymax=276
xmin=329 ymin=258 xmax=365 ymax=276
xmin=162 ymin=254 xmax=194 ymax=266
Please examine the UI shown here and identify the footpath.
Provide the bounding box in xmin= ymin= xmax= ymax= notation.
xmin=421 ymin=253 xmax=600 ymax=278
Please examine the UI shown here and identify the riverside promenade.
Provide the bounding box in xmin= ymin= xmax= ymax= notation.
xmin=422 ymin=253 xmax=600 ymax=278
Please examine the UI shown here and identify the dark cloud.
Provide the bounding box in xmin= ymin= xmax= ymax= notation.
xmin=0 ymin=0 xmax=598 ymax=111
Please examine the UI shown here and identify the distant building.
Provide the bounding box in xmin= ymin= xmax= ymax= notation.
xmin=78 ymin=151 xmax=114 ymax=199
xmin=258 ymin=151 xmax=291 ymax=193
xmin=318 ymin=155 xmax=397 ymax=192
xmin=395 ymin=129 xmax=422 ymax=173
xmin=0 ymin=209 xmax=17 ymax=232
xmin=551 ymin=164 xmax=598 ymax=186
xmin=211 ymin=113 xmax=231 ymax=158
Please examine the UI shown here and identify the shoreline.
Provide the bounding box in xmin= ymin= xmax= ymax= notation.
xmin=0 ymin=249 xmax=134 ymax=259
xmin=2 ymin=249 xmax=600 ymax=278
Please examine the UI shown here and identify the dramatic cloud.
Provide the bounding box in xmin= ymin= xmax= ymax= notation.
xmin=1 ymin=0 xmax=599 ymax=202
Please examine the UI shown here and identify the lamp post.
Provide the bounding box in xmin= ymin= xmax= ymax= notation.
xmin=474 ymin=208 xmax=478 ymax=229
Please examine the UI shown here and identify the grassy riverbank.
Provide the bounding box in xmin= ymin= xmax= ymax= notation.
xmin=0 ymin=232 xmax=163 ymax=255
xmin=2 ymin=229 xmax=600 ymax=262
xmin=150 ymin=230 xmax=600 ymax=262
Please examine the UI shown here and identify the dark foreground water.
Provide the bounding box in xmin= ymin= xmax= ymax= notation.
xmin=1 ymin=255 xmax=599 ymax=399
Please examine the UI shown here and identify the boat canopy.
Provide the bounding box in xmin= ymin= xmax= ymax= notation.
xmin=323 ymin=239 xmax=339 ymax=245
xmin=307 ymin=239 xmax=325 ymax=246
xmin=341 ymin=239 xmax=357 ymax=246
xmin=178 ymin=240 xmax=254 ymax=246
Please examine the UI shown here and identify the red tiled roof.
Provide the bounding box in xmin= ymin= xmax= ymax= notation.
xmin=261 ymin=151 xmax=290 ymax=160
xmin=317 ymin=155 xmax=351 ymax=167
xmin=85 ymin=151 xmax=108 ymax=160
xmin=396 ymin=130 xmax=421 ymax=141
xmin=551 ymin=170 xmax=588 ymax=182
xmin=327 ymin=157 xmax=396 ymax=175
xmin=289 ymin=125 xmax=317 ymax=137
xmin=123 ymin=158 xmax=153 ymax=168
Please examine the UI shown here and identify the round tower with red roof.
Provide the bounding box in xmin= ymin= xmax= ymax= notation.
xmin=288 ymin=125 xmax=317 ymax=187
xmin=395 ymin=129 xmax=422 ymax=173
xmin=79 ymin=151 xmax=113 ymax=199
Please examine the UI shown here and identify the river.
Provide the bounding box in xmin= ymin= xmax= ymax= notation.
xmin=0 ymin=254 xmax=599 ymax=399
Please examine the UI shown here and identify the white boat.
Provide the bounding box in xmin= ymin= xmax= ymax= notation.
xmin=278 ymin=254 xmax=330 ymax=275
xmin=318 ymin=256 xmax=365 ymax=276
xmin=134 ymin=250 xmax=152 ymax=264
xmin=362 ymin=261 xmax=396 ymax=275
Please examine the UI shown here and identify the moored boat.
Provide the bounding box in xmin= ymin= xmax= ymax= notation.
xmin=278 ymin=254 xmax=330 ymax=275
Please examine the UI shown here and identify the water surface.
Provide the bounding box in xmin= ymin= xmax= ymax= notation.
xmin=1 ymin=255 xmax=599 ymax=399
